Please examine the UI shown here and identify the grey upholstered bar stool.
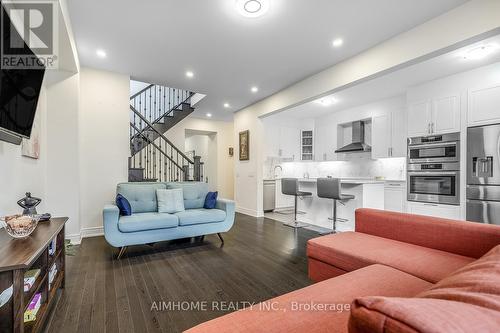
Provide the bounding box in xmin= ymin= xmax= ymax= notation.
xmin=317 ymin=178 xmax=355 ymax=234
xmin=281 ymin=178 xmax=312 ymax=228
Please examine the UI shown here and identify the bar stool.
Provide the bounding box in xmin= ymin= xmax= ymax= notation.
xmin=317 ymin=178 xmax=355 ymax=234
xmin=281 ymin=178 xmax=312 ymax=228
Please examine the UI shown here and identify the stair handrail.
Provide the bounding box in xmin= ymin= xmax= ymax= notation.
xmin=129 ymin=122 xmax=183 ymax=170
xmin=129 ymin=83 xmax=155 ymax=100
xmin=130 ymin=105 xmax=194 ymax=164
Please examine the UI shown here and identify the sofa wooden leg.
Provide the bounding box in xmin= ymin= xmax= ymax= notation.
xmin=200 ymin=235 xmax=205 ymax=242
xmin=117 ymin=246 xmax=127 ymax=259
xmin=217 ymin=233 xmax=224 ymax=244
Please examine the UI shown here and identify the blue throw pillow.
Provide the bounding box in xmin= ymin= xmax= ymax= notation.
xmin=204 ymin=191 xmax=218 ymax=209
xmin=116 ymin=194 xmax=132 ymax=216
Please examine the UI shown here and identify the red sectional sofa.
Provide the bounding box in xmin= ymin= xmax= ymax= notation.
xmin=185 ymin=209 xmax=500 ymax=333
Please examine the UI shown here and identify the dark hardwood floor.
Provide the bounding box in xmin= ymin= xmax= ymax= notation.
xmin=44 ymin=213 xmax=320 ymax=333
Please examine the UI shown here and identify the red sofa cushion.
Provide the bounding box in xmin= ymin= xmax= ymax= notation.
xmin=349 ymin=245 xmax=500 ymax=333
xmin=184 ymin=264 xmax=431 ymax=333
xmin=307 ymin=232 xmax=474 ymax=283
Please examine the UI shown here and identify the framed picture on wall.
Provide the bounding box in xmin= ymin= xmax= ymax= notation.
xmin=239 ymin=130 xmax=249 ymax=161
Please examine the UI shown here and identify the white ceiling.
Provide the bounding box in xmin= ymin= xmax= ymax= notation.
xmin=67 ymin=0 xmax=468 ymax=120
xmin=269 ymin=34 xmax=500 ymax=120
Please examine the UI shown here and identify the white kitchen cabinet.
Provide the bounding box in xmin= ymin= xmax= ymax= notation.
xmin=432 ymin=95 xmax=460 ymax=134
xmin=315 ymin=125 xmax=336 ymax=161
xmin=468 ymin=84 xmax=500 ymax=126
xmin=407 ymin=94 xmax=460 ymax=137
xmin=372 ymin=110 xmax=406 ymax=158
xmin=406 ymin=202 xmax=460 ymax=220
xmin=301 ymin=130 xmax=314 ymax=161
xmin=384 ymin=182 xmax=405 ymax=212
xmin=278 ymin=126 xmax=300 ymax=161
xmin=407 ymin=101 xmax=431 ymax=137
xmin=372 ymin=114 xmax=391 ymax=159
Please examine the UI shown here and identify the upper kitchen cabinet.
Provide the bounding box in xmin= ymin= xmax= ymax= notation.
xmin=407 ymin=94 xmax=460 ymax=137
xmin=315 ymin=125 xmax=336 ymax=161
xmin=468 ymin=84 xmax=500 ymax=126
xmin=407 ymin=100 xmax=431 ymax=137
xmin=279 ymin=126 xmax=300 ymax=161
xmin=372 ymin=109 xmax=406 ymax=158
xmin=301 ymin=130 xmax=314 ymax=161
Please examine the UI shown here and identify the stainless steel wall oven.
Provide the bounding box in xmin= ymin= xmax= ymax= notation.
xmin=407 ymin=133 xmax=460 ymax=205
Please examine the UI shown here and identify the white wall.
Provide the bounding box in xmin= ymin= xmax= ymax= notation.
xmin=45 ymin=73 xmax=81 ymax=237
xmin=0 ymin=88 xmax=47 ymax=216
xmin=166 ymin=117 xmax=234 ymax=199
xmin=79 ymin=68 xmax=130 ymax=232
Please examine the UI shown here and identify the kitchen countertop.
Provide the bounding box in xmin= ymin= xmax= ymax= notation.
xmin=263 ymin=177 xmax=390 ymax=184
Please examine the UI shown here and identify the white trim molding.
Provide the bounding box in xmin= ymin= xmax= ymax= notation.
xmin=65 ymin=226 xmax=104 ymax=245
xmin=236 ymin=206 xmax=264 ymax=217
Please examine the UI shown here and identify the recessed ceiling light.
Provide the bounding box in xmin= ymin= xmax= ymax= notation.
xmin=251 ymin=86 xmax=259 ymax=93
xmin=186 ymin=71 xmax=194 ymax=78
xmin=206 ymin=113 xmax=212 ymax=118
xmin=463 ymin=44 xmax=500 ymax=60
xmin=332 ymin=38 xmax=343 ymax=48
xmin=96 ymin=49 xmax=107 ymax=58
xmin=314 ymin=96 xmax=338 ymax=107
xmin=236 ymin=0 xmax=269 ymax=18
xmin=224 ymin=103 xmax=230 ymax=108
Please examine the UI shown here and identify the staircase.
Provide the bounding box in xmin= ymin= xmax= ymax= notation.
xmin=128 ymin=83 xmax=204 ymax=182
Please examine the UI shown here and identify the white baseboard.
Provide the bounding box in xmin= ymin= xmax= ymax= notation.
xmin=66 ymin=233 xmax=82 ymax=245
xmin=236 ymin=206 xmax=263 ymax=217
xmin=81 ymin=226 xmax=104 ymax=238
xmin=65 ymin=226 xmax=103 ymax=245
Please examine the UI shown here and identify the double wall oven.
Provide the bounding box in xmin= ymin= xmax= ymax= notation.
xmin=407 ymin=132 xmax=460 ymax=205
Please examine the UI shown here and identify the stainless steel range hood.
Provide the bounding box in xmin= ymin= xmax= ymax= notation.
xmin=335 ymin=121 xmax=371 ymax=153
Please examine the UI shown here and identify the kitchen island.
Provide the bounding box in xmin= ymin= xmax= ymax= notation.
xmin=292 ymin=178 xmax=385 ymax=231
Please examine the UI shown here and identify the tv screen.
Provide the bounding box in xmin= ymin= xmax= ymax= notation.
xmin=0 ymin=7 xmax=45 ymax=139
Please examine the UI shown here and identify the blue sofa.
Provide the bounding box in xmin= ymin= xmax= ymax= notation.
xmin=103 ymin=182 xmax=235 ymax=257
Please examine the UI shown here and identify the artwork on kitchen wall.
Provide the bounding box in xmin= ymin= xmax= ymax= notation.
xmin=239 ymin=130 xmax=249 ymax=161
xmin=229 ymin=147 xmax=234 ymax=157
xmin=21 ymin=109 xmax=40 ymax=159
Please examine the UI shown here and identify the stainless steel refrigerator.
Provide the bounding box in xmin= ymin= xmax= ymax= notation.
xmin=467 ymin=124 xmax=500 ymax=225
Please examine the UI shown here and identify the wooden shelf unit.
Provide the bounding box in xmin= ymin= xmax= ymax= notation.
xmin=0 ymin=217 xmax=67 ymax=333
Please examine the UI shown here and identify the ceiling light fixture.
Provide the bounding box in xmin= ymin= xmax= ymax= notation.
xmin=251 ymin=86 xmax=259 ymax=93
xmin=462 ymin=43 xmax=500 ymax=60
xmin=224 ymin=103 xmax=230 ymax=108
xmin=314 ymin=96 xmax=338 ymax=107
xmin=206 ymin=113 xmax=212 ymax=118
xmin=236 ymin=0 xmax=269 ymax=18
xmin=332 ymin=38 xmax=343 ymax=48
xmin=96 ymin=49 xmax=107 ymax=58
xmin=186 ymin=71 xmax=194 ymax=78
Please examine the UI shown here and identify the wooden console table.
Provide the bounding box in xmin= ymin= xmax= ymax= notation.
xmin=0 ymin=217 xmax=67 ymax=333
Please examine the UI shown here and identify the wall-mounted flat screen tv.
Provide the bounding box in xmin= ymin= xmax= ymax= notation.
xmin=0 ymin=6 xmax=45 ymax=139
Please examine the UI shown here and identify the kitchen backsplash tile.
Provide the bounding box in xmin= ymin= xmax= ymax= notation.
xmin=265 ymin=156 xmax=406 ymax=180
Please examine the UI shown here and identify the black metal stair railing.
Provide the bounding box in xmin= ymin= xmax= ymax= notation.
xmin=130 ymin=84 xmax=194 ymax=141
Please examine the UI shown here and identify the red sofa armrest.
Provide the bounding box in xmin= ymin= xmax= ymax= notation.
xmin=355 ymin=208 xmax=500 ymax=258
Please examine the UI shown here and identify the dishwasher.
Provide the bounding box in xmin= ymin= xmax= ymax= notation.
xmin=263 ymin=179 xmax=276 ymax=212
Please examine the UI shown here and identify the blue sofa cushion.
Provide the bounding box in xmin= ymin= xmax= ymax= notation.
xmin=166 ymin=182 xmax=209 ymax=209
xmin=116 ymin=194 xmax=132 ymax=216
xmin=118 ymin=212 xmax=179 ymax=233
xmin=117 ymin=183 xmax=166 ymax=213
xmin=204 ymin=191 xmax=218 ymax=209
xmin=174 ymin=209 xmax=226 ymax=226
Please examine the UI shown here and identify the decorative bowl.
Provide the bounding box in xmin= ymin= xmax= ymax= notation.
xmin=1 ymin=214 xmax=40 ymax=239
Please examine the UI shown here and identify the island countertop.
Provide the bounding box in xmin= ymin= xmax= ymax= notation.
xmin=297 ymin=178 xmax=385 ymax=185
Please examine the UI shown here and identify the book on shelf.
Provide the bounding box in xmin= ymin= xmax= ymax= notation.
xmin=24 ymin=269 xmax=41 ymax=292
xmin=48 ymin=238 xmax=57 ymax=256
xmin=49 ymin=263 xmax=58 ymax=289
xmin=24 ymin=293 xmax=42 ymax=323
